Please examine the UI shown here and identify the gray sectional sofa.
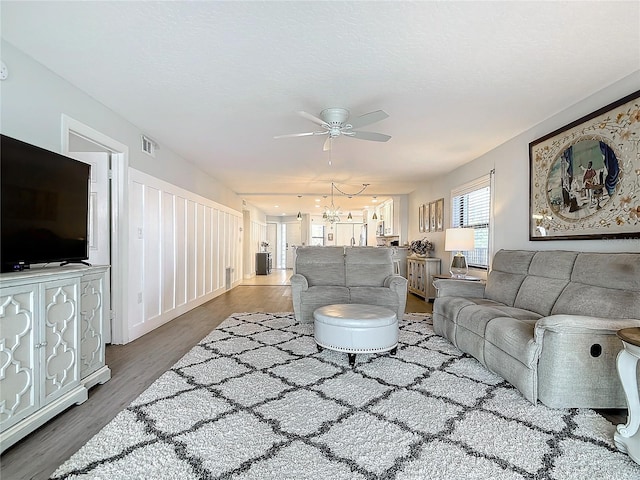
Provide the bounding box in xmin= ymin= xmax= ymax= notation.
xmin=433 ymin=249 xmax=640 ymax=408
xmin=291 ymin=246 xmax=408 ymax=324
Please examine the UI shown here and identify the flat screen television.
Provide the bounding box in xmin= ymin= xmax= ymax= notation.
xmin=1 ymin=134 xmax=91 ymax=272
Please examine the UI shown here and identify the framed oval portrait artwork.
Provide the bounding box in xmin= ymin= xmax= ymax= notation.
xmin=529 ymin=90 xmax=640 ymax=240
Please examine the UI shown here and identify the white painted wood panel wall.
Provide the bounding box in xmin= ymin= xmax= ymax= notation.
xmin=127 ymin=169 xmax=242 ymax=341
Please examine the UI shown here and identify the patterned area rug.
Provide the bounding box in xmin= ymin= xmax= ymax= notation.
xmin=52 ymin=312 xmax=639 ymax=479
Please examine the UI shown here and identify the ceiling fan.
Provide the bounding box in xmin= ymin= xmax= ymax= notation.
xmin=274 ymin=108 xmax=391 ymax=151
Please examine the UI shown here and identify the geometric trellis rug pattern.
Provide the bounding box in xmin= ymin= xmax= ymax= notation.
xmin=51 ymin=312 xmax=639 ymax=480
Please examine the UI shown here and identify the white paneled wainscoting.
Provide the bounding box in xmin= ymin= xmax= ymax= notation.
xmin=127 ymin=169 xmax=243 ymax=341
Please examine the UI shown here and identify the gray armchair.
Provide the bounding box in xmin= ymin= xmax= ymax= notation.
xmin=290 ymin=246 xmax=408 ymax=323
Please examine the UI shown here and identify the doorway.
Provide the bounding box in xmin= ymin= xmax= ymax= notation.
xmin=62 ymin=115 xmax=129 ymax=344
xmin=284 ymin=222 xmax=301 ymax=269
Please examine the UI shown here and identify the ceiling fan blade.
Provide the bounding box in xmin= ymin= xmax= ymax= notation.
xmin=273 ymin=132 xmax=316 ymax=139
xmin=297 ymin=110 xmax=329 ymax=127
xmin=274 ymin=131 xmax=329 ymax=139
xmin=347 ymin=110 xmax=389 ymax=129
xmin=350 ymin=131 xmax=392 ymax=142
xmin=323 ymin=136 xmax=332 ymax=151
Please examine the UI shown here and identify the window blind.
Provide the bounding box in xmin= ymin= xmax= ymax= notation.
xmin=451 ymin=174 xmax=491 ymax=268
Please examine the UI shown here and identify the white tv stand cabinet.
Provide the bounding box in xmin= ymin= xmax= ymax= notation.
xmin=0 ymin=265 xmax=111 ymax=453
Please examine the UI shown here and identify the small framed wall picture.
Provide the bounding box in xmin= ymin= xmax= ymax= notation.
xmin=425 ymin=203 xmax=431 ymax=232
xmin=419 ymin=204 xmax=426 ymax=232
xmin=429 ymin=201 xmax=437 ymax=232
xmin=435 ymin=198 xmax=444 ymax=231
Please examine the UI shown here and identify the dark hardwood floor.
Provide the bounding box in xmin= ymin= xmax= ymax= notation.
xmin=0 ymin=287 xmax=625 ymax=479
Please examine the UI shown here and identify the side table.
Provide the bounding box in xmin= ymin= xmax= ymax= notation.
xmin=614 ymin=327 xmax=640 ymax=465
xmin=432 ymin=274 xmax=484 ymax=282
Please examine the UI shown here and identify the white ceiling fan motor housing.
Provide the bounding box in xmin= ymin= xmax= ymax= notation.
xmin=321 ymin=108 xmax=352 ymax=138
xmin=320 ymin=108 xmax=350 ymax=126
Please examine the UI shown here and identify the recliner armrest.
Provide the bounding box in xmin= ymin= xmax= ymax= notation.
xmin=534 ymin=314 xmax=640 ymax=340
xmin=384 ymin=274 xmax=408 ymax=290
xmin=290 ymin=273 xmax=308 ymax=291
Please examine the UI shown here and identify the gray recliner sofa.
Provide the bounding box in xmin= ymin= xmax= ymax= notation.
xmin=291 ymin=246 xmax=408 ymax=324
xmin=433 ymin=249 xmax=640 ymax=408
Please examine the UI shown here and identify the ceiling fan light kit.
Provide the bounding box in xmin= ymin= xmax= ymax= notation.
xmin=275 ymin=107 xmax=391 ymax=151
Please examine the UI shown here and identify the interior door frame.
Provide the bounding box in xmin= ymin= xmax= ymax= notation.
xmin=62 ymin=114 xmax=130 ymax=344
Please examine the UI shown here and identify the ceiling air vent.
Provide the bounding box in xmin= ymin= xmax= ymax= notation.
xmin=141 ymin=135 xmax=156 ymax=157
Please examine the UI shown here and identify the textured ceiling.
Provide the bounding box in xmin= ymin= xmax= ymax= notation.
xmin=2 ymin=1 xmax=639 ymax=216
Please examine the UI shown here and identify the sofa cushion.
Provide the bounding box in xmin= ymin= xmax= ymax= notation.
xmin=298 ymin=286 xmax=350 ymax=322
xmin=571 ymin=252 xmax=640 ymax=291
xmin=551 ymin=283 xmax=640 ymax=319
xmin=513 ymin=251 xmax=577 ymax=316
xmin=551 ymin=252 xmax=640 ymax=319
xmin=483 ymin=249 xmax=536 ymax=306
xmin=514 ymin=276 xmax=568 ymax=317
xmin=484 ymin=271 xmax=526 ymax=306
xmin=300 ymin=285 xmax=350 ymax=304
xmin=528 ymin=250 xmax=577 ymax=279
xmin=491 ymin=249 xmax=536 ymax=274
xmin=295 ymin=247 xmax=346 ymax=287
xmin=345 ymin=247 xmax=394 ymax=287
xmin=456 ymin=304 xmax=541 ymax=366
xmin=434 ymin=296 xmax=495 ymax=327
xmin=349 ymin=286 xmax=399 ymax=309
xmin=457 ymin=304 xmax=540 ymax=337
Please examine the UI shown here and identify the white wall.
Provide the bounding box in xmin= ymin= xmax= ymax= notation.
xmin=1 ymin=40 xmax=242 ymax=210
xmin=408 ymin=72 xmax=640 ymax=271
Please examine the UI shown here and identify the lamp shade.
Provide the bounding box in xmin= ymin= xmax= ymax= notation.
xmin=445 ymin=228 xmax=475 ymax=251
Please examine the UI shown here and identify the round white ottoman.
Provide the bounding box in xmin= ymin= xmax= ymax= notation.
xmin=313 ymin=304 xmax=399 ymax=366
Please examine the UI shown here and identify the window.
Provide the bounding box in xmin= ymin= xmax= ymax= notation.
xmin=451 ymin=174 xmax=491 ymax=269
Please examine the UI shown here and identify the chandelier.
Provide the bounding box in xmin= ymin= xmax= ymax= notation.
xmin=322 ymin=182 xmax=370 ymax=225
xmin=322 ymin=183 xmax=341 ymax=224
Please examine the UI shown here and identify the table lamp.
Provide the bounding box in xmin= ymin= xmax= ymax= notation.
xmin=445 ymin=228 xmax=475 ymax=278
